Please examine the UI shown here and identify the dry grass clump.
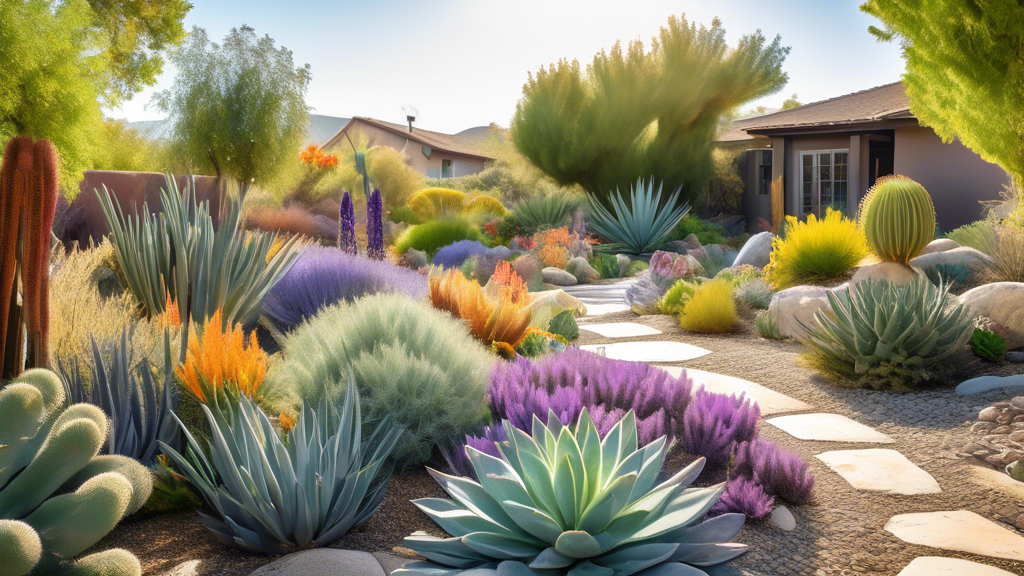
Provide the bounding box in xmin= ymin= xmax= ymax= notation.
xmin=243 ymin=205 xmax=321 ymax=239
xmin=988 ymin=224 xmax=1024 ymax=282
xmin=678 ymin=279 xmax=738 ymax=333
xmin=429 ymin=267 xmax=532 ymax=348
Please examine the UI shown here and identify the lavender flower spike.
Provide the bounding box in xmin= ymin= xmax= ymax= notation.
xmin=367 ymin=188 xmax=385 ymax=260
xmin=339 ymin=191 xmax=357 ymax=254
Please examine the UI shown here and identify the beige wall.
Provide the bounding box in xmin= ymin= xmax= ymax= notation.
xmin=893 ymin=126 xmax=1009 ymax=230
xmin=324 ymin=121 xmax=488 ymax=180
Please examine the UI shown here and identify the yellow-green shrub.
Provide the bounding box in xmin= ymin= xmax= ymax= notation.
xmin=764 ymin=209 xmax=869 ymax=289
xmin=408 ymin=188 xmax=468 ymax=220
xmin=678 ymin=279 xmax=738 ymax=333
xmin=464 ymin=194 xmax=509 ymax=218
xmin=394 ymin=218 xmax=484 ymax=256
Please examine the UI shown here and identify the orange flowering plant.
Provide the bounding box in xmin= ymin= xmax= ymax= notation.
xmin=429 ymin=266 xmax=532 ymax=349
xmin=298 ymin=145 xmax=338 ymax=169
xmin=175 ymin=309 xmax=269 ymax=406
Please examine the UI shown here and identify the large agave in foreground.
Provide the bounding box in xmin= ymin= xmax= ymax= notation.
xmin=395 ymin=409 xmax=746 ymax=576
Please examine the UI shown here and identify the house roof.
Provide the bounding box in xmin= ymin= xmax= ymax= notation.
xmin=724 ymin=81 xmax=912 ymax=140
xmin=323 ymin=116 xmax=496 ymax=160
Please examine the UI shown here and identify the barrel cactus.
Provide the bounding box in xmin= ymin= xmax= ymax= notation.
xmin=0 ymin=369 xmax=152 ymax=576
xmin=394 ymin=409 xmax=747 ymax=576
xmin=858 ymin=175 xmax=935 ymax=264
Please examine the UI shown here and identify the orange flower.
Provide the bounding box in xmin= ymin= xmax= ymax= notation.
xmin=429 ymin=270 xmax=532 ymax=348
xmin=279 ymin=412 xmax=296 ymax=434
xmin=175 ymin=310 xmax=268 ymax=405
xmin=161 ymin=292 xmax=181 ymax=327
xmin=491 ymin=341 xmax=517 ymax=360
xmin=539 ymin=244 xmax=569 ymax=269
xmin=490 ymin=260 xmax=529 ymax=304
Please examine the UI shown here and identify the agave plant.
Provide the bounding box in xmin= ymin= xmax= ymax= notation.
xmin=511 ymin=193 xmax=583 ymax=235
xmin=586 ymin=178 xmax=690 ymax=255
xmin=58 ymin=327 xmax=179 ymax=464
xmin=801 ymin=278 xmax=973 ymax=374
xmin=395 ymin=409 xmax=747 ymax=576
xmin=158 ymin=372 xmax=404 ymax=554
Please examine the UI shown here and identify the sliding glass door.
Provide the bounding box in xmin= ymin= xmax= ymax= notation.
xmin=800 ymin=149 xmax=849 ymax=217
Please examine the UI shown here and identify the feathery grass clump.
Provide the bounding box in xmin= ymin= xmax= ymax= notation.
xmin=270 ymin=293 xmax=493 ymax=465
xmin=678 ymin=279 xmax=738 ymax=333
xmin=764 ymin=208 xmax=869 ymax=289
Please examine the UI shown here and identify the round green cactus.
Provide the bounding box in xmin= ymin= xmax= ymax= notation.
xmin=858 ymin=175 xmax=936 ymax=264
xmin=0 ymin=520 xmax=41 ymax=576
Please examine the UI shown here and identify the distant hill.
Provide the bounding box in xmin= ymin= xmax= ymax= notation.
xmin=127 ymin=113 xmax=351 ymax=147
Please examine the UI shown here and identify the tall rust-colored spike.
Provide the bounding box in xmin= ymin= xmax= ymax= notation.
xmin=0 ymin=137 xmax=31 ymax=379
xmin=23 ymin=139 xmax=58 ymax=368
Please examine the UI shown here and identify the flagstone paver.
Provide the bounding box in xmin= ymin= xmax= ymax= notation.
xmin=580 ymin=341 xmax=711 ymax=362
xmin=885 ymin=510 xmax=1024 ymax=562
xmin=767 ymin=413 xmax=895 ymax=443
xmin=896 ymin=556 xmax=1017 ymax=576
xmin=579 ymin=322 xmax=662 ymax=338
xmin=815 ymin=449 xmax=941 ymax=495
xmin=581 ymin=303 xmax=631 ymax=317
xmin=657 ymin=366 xmax=812 ymax=415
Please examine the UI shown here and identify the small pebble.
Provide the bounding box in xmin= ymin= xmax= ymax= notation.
xmin=771 ymin=506 xmax=797 ymax=531
xmin=1006 ymin=351 xmax=1024 ymax=363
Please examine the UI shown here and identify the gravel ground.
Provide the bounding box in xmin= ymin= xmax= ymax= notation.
xmin=96 ymin=301 xmax=1024 ymax=576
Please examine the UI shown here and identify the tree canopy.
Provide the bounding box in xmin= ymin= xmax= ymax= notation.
xmin=862 ymin=0 xmax=1024 ymax=182
xmin=781 ymin=93 xmax=802 ymax=110
xmin=510 ymin=14 xmax=789 ymax=203
xmin=153 ymin=25 xmax=312 ymax=197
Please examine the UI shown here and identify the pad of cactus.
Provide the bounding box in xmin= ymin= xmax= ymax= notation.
xmin=0 ymin=369 xmax=151 ymax=576
xmin=858 ymin=175 xmax=935 ymax=264
xmin=394 ymin=409 xmax=747 ymax=576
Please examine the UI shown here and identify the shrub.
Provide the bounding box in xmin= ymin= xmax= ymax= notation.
xmin=755 ymin=310 xmax=781 ymax=339
xmin=429 ymin=269 xmax=532 ymax=348
xmin=387 ymin=204 xmax=422 ymax=225
xmin=626 ymin=259 xmax=648 ymax=276
xmin=971 ymin=328 xmax=1007 ymax=361
xmin=802 ymin=279 xmax=974 ymax=387
xmin=509 ymin=192 xmax=582 ymax=234
xmin=946 ymin=220 xmax=996 ymax=254
xmin=988 ymin=224 xmax=1024 ymax=282
xmin=463 ymin=194 xmax=508 ymax=218
xmin=586 ymin=178 xmax=691 ymax=255
xmin=547 ymin=310 xmax=579 ymax=342
xmin=538 ymin=244 xmax=570 ymax=268
xmin=407 ymin=187 xmax=467 ymax=219
xmin=270 ymin=293 xmax=493 ymax=465
xmin=432 ymin=240 xmax=491 ymax=269
xmin=243 ymin=205 xmax=322 ymax=240
xmin=858 ymin=175 xmax=935 ymax=264
xmin=398 ymin=410 xmax=747 ymax=576
xmin=160 ymin=378 xmax=403 ymax=554
xmin=671 ymin=214 xmax=729 ymax=245
xmin=678 ymin=279 xmax=739 ymax=333
xmin=710 ymin=476 xmax=774 ymax=520
xmin=764 ymin=208 xmax=869 ymax=289
xmin=0 ymin=369 xmax=152 ymax=575
xmin=679 ymin=389 xmax=759 ymax=466
xmin=394 ymin=218 xmax=483 ymax=256
xmin=733 ymin=438 xmax=814 ymax=505
xmin=262 ymin=247 xmax=427 ymax=335
xmin=589 ymin=252 xmax=620 ymax=278
xmin=735 ymin=277 xmax=774 ymax=309
xmin=661 ymin=278 xmax=701 ymax=315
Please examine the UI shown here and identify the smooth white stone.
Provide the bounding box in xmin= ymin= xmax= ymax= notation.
xmin=771 ymin=506 xmax=797 ymax=531
xmin=885 ymin=510 xmax=1024 ymax=562
xmin=583 ymin=303 xmax=631 ymax=316
xmin=815 ymin=449 xmax=940 ymax=494
xmin=896 ymin=557 xmax=1015 ymax=576
xmin=656 ymin=366 xmax=812 ymax=415
xmin=579 ymin=341 xmax=711 ymax=362
xmin=579 ymin=322 xmax=663 ymax=338
xmin=767 ymin=413 xmax=895 ymax=443
xmin=956 ymin=374 xmax=1024 ymax=395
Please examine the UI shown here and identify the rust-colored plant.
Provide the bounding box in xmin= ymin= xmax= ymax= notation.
xmin=490 ymin=260 xmax=529 ymax=304
xmin=175 ymin=310 xmax=268 ymax=405
xmin=429 ymin=269 xmax=532 ymax=348
xmin=538 ymin=244 xmax=570 ymax=268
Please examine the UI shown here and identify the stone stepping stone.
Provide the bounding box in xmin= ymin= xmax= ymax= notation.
xmin=767 ymin=413 xmax=894 ymax=443
xmin=815 ymin=449 xmax=940 ymax=495
xmin=580 ymin=341 xmax=710 ymax=362
xmin=885 ymin=510 xmax=1024 ymax=562
xmin=249 ymin=549 xmax=385 ymax=575
xmin=656 ymin=367 xmax=812 ymax=415
xmin=580 ymin=322 xmax=662 ymax=338
xmin=583 ymin=303 xmax=631 ymax=316
xmin=897 ymin=557 xmax=1016 ymax=576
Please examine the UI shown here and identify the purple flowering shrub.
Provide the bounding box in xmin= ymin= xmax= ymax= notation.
xmin=709 ymin=476 xmax=774 ymax=519
xmin=733 ymin=438 xmax=814 ymax=504
xmin=443 ymin=423 xmax=506 ymax=477
xmin=367 ymin=189 xmax=385 ymax=260
xmin=433 ymin=240 xmax=491 ymax=269
xmin=262 ymin=246 xmax=427 ymax=334
xmin=679 ymin=388 xmax=759 ymax=466
xmin=338 ymin=191 xmax=357 ymax=254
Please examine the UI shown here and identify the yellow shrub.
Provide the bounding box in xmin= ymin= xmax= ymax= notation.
xmin=764 ymin=208 xmax=869 ymax=289
xmin=408 ymin=187 xmax=467 ymax=219
xmin=539 ymin=244 xmax=570 ymax=269
xmin=464 ymin=194 xmax=509 ymax=218
xmin=678 ymin=279 xmax=738 ymax=333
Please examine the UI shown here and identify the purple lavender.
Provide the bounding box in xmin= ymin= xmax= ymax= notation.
xmin=338 ymin=191 xmax=357 ymax=254
xmin=709 ymin=476 xmax=774 ymax=520
xmin=367 ymin=188 xmax=384 ymax=260
xmin=444 ymin=423 xmax=507 ymax=478
xmin=262 ymin=246 xmax=426 ymax=334
xmin=433 ymin=240 xmax=491 ymax=269
xmin=679 ymin=389 xmax=760 ymax=467
xmin=733 ymin=438 xmax=814 ymax=505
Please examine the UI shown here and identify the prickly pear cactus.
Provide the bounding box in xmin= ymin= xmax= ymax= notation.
xmin=0 ymin=369 xmax=151 ymax=576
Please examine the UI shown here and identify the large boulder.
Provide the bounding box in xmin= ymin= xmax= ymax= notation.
xmin=768 ymin=284 xmax=845 ymax=340
xmin=565 ymin=256 xmax=601 ymax=284
xmin=733 ymin=231 xmax=774 ymax=269
xmin=911 ymin=247 xmax=993 ymax=279
xmin=527 ymin=289 xmax=586 ymax=328
xmin=542 ymin=267 xmax=577 ymax=286
xmin=919 ymin=238 xmax=960 ymax=256
xmin=850 ymin=262 xmax=926 ymax=288
xmin=960 ymin=282 xmax=1024 ymax=349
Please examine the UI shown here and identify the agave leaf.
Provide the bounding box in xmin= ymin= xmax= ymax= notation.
xmin=415 ymin=498 xmax=521 ymax=538
xmin=653 ymin=513 xmax=745 ymax=546
xmin=462 ymin=531 xmax=546 ymax=560
xmin=627 ymin=485 xmax=725 ymax=542
xmin=666 ymin=543 xmax=748 ymax=566
xmin=593 ymin=541 xmax=678 ymax=573
xmin=502 ymin=500 xmax=565 ymax=544
xmin=567 ymin=561 xmax=614 ymax=576
xmin=555 ymin=428 xmax=589 ymax=522
xmin=586 ymin=178 xmax=690 ymax=255
xmin=633 ymin=562 xmax=709 ymax=575
xmin=529 ymin=547 xmax=576 ymax=570
xmin=554 ymin=530 xmax=602 ymax=559
xmin=554 ymin=455 xmax=581 ymax=528
xmin=578 ymin=472 xmax=638 ymax=536
xmin=427 ymin=468 xmax=522 ymax=532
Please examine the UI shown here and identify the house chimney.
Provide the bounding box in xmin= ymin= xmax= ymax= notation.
xmin=407 ymin=115 xmax=415 ymax=132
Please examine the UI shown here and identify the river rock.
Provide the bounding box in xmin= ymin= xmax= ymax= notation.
xmin=767 ymin=285 xmax=839 ymax=340
xmin=850 ymin=262 xmax=926 ymax=288
xmin=733 ymin=231 xmax=774 ymax=269
xmin=542 ymin=267 xmax=577 ymax=286
xmin=959 ymin=282 xmax=1024 ymax=348
xmin=911 ymin=246 xmax=993 ymax=279
xmin=918 ymin=238 xmax=960 ymax=255
xmin=565 ymin=257 xmax=601 ymax=284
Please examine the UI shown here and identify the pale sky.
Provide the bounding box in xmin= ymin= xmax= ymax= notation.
xmin=108 ymin=0 xmax=906 ymax=134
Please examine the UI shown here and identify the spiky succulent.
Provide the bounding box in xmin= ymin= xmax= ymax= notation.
xmin=395 ymin=409 xmax=747 ymax=576
xmin=970 ymin=328 xmax=1007 ymax=362
xmin=858 ymin=175 xmax=935 ymax=264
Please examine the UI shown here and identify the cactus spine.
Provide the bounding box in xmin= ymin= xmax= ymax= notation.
xmin=0 ymin=369 xmax=150 ymax=576
xmin=858 ymin=175 xmax=936 ymax=264
xmin=0 ymin=138 xmax=59 ymax=379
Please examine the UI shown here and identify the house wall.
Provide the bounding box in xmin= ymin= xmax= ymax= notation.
xmin=324 ymin=121 xmax=487 ymax=179
xmin=893 ymin=125 xmax=1009 ymax=230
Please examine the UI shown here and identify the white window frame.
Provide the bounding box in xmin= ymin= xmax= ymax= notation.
xmin=799 ymin=148 xmax=849 ymax=216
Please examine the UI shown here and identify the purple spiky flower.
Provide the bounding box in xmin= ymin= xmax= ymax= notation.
xmin=733 ymin=438 xmax=814 ymax=505
xmin=367 ymin=188 xmax=384 ymax=260
xmin=443 ymin=423 xmax=508 ymax=478
xmin=680 ymin=388 xmax=760 ymax=466
xmin=339 ymin=191 xmax=357 ymax=254
xmin=709 ymin=475 xmax=774 ymax=519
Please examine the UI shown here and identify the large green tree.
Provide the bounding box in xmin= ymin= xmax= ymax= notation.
xmin=510 ymin=14 xmax=789 ymax=202
xmin=861 ymin=0 xmax=1024 ymax=183
xmin=0 ymin=0 xmax=190 ymax=192
xmin=153 ymin=26 xmax=311 ymax=198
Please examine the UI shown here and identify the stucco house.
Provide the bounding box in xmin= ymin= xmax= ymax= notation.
xmin=722 ymin=82 xmax=1010 ymax=231
xmin=321 ymin=116 xmax=495 ymax=179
